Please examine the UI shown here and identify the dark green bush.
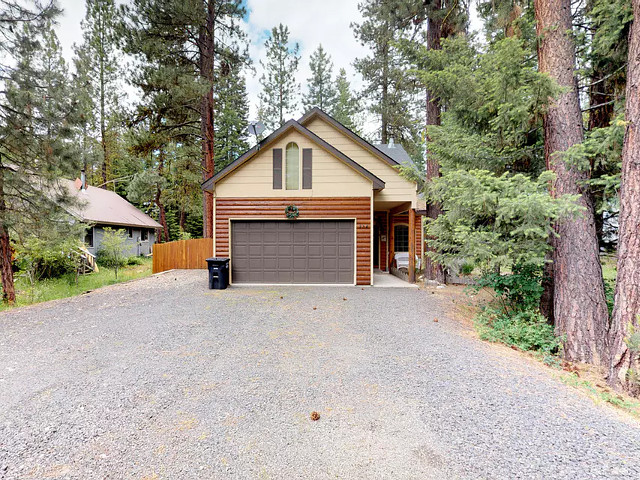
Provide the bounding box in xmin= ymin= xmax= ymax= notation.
xmin=14 ymin=237 xmax=80 ymax=280
xmin=472 ymin=263 xmax=543 ymax=313
xmin=476 ymin=306 xmax=561 ymax=354
xmin=126 ymin=256 xmax=144 ymax=266
xmin=460 ymin=262 xmax=475 ymax=276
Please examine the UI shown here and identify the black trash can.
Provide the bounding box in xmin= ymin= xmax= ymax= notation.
xmin=206 ymin=257 xmax=230 ymax=290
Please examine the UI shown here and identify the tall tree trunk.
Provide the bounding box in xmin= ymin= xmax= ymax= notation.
xmin=0 ymin=162 xmax=15 ymax=304
xmin=607 ymin=0 xmax=640 ymax=394
xmin=535 ymin=0 xmax=608 ymax=364
xmin=156 ymin=149 xmax=169 ymax=243
xmin=424 ymin=0 xmax=446 ymax=283
xmin=381 ymin=35 xmax=389 ymax=144
xmin=99 ymin=7 xmax=108 ymax=189
xmin=199 ymin=0 xmax=215 ymax=238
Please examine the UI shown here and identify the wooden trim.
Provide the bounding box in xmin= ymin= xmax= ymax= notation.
xmin=389 ymin=202 xmax=411 ymax=217
xmin=409 ymin=208 xmax=416 ymax=283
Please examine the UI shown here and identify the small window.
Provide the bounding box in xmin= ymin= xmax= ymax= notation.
xmin=285 ymin=142 xmax=300 ymax=190
xmin=394 ymin=224 xmax=409 ymax=252
xmin=84 ymin=227 xmax=94 ymax=248
xmin=127 ymin=227 xmax=133 ymax=238
xmin=141 ymin=229 xmax=148 ymax=241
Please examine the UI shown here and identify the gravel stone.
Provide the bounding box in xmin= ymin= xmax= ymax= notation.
xmin=1 ymin=270 xmax=639 ymax=479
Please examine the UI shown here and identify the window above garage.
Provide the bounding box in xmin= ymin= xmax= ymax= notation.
xmin=273 ymin=145 xmax=312 ymax=191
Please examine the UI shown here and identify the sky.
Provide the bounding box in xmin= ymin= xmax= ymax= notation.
xmin=54 ymin=0 xmax=481 ymax=139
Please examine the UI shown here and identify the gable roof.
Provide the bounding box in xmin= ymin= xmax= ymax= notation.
xmin=298 ymin=107 xmax=400 ymax=168
xmin=63 ymin=179 xmax=162 ymax=229
xmin=202 ymin=119 xmax=385 ymax=191
xmin=374 ymin=143 xmax=415 ymax=167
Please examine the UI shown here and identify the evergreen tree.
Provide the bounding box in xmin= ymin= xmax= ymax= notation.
xmin=0 ymin=13 xmax=79 ymax=303
xmin=352 ymin=0 xmax=420 ymax=148
xmin=332 ymin=68 xmax=360 ymax=131
xmin=303 ymin=44 xmax=337 ymax=113
xmin=73 ymin=0 xmax=122 ymax=188
xmin=607 ymin=0 xmax=640 ymax=395
xmin=258 ymin=24 xmax=300 ymax=131
xmin=122 ymin=0 xmax=248 ymax=237
xmin=214 ymin=59 xmax=249 ymax=172
xmin=535 ymin=0 xmax=608 ymax=365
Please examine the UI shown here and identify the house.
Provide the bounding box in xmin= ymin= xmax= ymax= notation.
xmin=65 ymin=177 xmax=162 ymax=257
xmin=202 ymin=107 xmax=424 ymax=286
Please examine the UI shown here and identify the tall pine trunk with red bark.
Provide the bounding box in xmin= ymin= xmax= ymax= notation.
xmin=0 ymin=162 xmax=15 ymax=304
xmin=535 ymin=0 xmax=608 ymax=364
xmin=424 ymin=0 xmax=446 ymax=283
xmin=607 ymin=0 xmax=640 ymax=394
xmin=199 ymin=0 xmax=215 ymax=238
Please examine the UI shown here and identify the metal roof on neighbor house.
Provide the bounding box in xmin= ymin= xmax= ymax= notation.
xmin=64 ymin=179 xmax=162 ymax=229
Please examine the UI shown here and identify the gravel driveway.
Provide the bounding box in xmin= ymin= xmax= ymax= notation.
xmin=1 ymin=270 xmax=639 ymax=479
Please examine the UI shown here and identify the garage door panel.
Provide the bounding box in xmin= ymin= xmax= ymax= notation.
xmin=231 ymin=220 xmax=355 ymax=284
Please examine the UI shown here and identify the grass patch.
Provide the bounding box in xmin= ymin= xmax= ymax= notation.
xmin=1 ymin=258 xmax=152 ymax=311
xmin=560 ymin=372 xmax=640 ymax=418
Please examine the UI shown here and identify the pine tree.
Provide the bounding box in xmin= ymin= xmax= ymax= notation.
xmin=535 ymin=0 xmax=608 ymax=364
xmin=258 ymin=24 xmax=300 ymax=132
xmin=303 ymin=44 xmax=337 ymax=113
xmin=332 ymin=68 xmax=359 ymax=131
xmin=607 ymin=0 xmax=640 ymax=394
xmin=214 ymin=59 xmax=249 ymax=172
xmin=73 ymin=0 xmax=122 ymax=189
xmin=0 ymin=13 xmax=80 ymax=303
xmin=352 ymin=0 xmax=420 ymax=147
xmin=123 ymin=0 xmax=247 ymax=237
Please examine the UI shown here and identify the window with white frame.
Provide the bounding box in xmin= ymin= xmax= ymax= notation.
xmin=285 ymin=142 xmax=300 ymax=190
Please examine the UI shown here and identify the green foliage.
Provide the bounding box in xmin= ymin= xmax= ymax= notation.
xmin=126 ymin=256 xmax=144 ymax=266
xmin=625 ymin=319 xmax=640 ymax=355
xmin=473 ymin=264 xmax=544 ymax=313
xmin=332 ymin=68 xmax=360 ymax=132
xmin=14 ymin=236 xmax=83 ymax=281
xmin=427 ymin=169 xmax=581 ymax=271
xmin=604 ymin=278 xmax=616 ymax=317
xmin=214 ymin=61 xmax=249 ymax=172
xmin=352 ymin=0 xmax=420 ymax=149
xmin=258 ymin=24 xmax=300 ymax=131
xmin=476 ymin=306 xmax=561 ymax=354
xmin=97 ymin=228 xmax=128 ymax=279
xmin=460 ymin=262 xmax=475 ymax=276
xmin=303 ymin=45 xmax=337 ymax=113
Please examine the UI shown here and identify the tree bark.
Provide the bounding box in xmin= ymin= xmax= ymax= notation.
xmin=535 ymin=0 xmax=609 ymax=364
xmin=423 ymin=0 xmax=446 ymax=283
xmin=199 ymin=0 xmax=215 ymax=238
xmin=0 ymin=162 xmax=15 ymax=304
xmin=607 ymin=0 xmax=640 ymax=394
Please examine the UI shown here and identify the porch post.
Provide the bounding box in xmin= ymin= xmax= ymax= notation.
xmin=388 ymin=214 xmax=395 ymax=270
xmin=408 ymin=208 xmax=416 ymax=283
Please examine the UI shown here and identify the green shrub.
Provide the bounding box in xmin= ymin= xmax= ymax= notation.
xmin=472 ymin=263 xmax=543 ymax=313
xmin=476 ymin=306 xmax=561 ymax=354
xmin=14 ymin=237 xmax=81 ymax=280
xmin=604 ymin=278 xmax=616 ymax=317
xmin=126 ymin=256 xmax=144 ymax=266
xmin=97 ymin=228 xmax=128 ymax=279
xmin=460 ymin=262 xmax=475 ymax=276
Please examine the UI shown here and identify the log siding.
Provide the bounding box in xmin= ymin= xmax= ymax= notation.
xmin=214 ymin=197 xmax=372 ymax=285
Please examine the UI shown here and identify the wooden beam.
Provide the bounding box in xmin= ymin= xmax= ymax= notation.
xmin=408 ymin=208 xmax=416 ymax=283
xmin=389 ymin=202 xmax=411 ymax=217
xmin=389 ymin=215 xmax=395 ymax=269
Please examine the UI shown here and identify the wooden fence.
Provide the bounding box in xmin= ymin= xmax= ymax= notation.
xmin=152 ymin=238 xmax=213 ymax=274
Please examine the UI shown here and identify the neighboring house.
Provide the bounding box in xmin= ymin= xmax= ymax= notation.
xmin=64 ymin=178 xmax=162 ymax=257
xmin=202 ymin=107 xmax=424 ymax=286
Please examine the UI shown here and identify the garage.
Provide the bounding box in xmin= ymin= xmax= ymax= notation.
xmin=230 ymin=220 xmax=355 ymax=284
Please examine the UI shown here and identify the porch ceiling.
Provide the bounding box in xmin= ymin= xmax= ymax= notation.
xmin=374 ymin=201 xmax=411 ymax=214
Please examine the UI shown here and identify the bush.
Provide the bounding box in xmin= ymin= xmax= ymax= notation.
xmin=476 ymin=306 xmax=561 ymax=354
xmin=472 ymin=263 xmax=543 ymax=313
xmin=14 ymin=237 xmax=81 ymax=280
xmin=460 ymin=262 xmax=475 ymax=276
xmin=126 ymin=256 xmax=144 ymax=266
xmin=97 ymin=228 xmax=128 ymax=279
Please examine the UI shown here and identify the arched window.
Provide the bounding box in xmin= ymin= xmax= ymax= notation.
xmin=285 ymin=142 xmax=300 ymax=190
xmin=394 ymin=224 xmax=409 ymax=252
